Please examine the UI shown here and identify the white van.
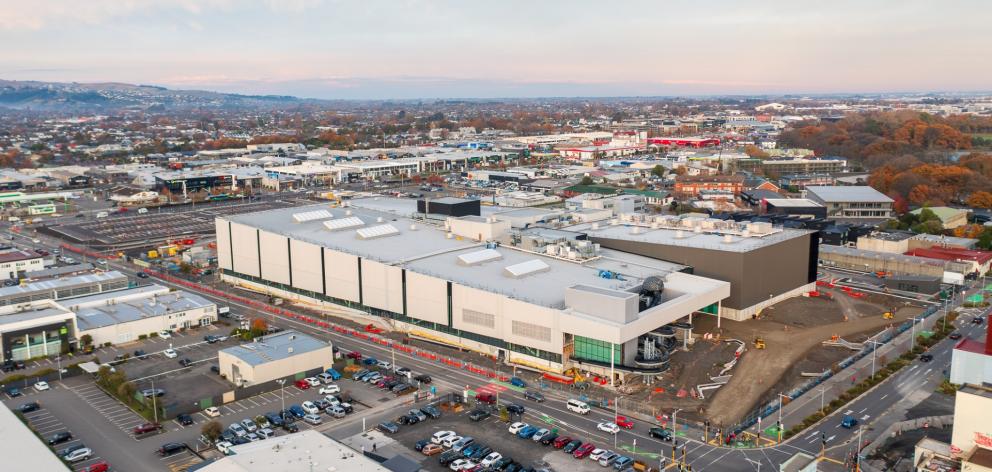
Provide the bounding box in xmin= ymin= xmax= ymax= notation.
xmin=96 ymin=212 xmax=109 ymax=218
xmin=566 ymin=399 xmax=590 ymax=415
xmin=137 ymin=207 xmax=148 ymax=214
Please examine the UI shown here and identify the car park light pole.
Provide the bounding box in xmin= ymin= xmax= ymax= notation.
xmin=910 ymin=316 xmax=922 ymax=350
xmin=150 ymin=377 xmax=158 ymax=423
xmin=671 ymin=408 xmax=682 ymax=437
xmin=276 ymin=379 xmax=286 ymax=419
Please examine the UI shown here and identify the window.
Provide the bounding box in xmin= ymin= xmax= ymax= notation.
xmin=573 ymin=335 xmax=621 ymax=364
xmin=511 ymin=320 xmax=551 ymax=342
xmin=462 ymin=309 xmax=495 ymax=329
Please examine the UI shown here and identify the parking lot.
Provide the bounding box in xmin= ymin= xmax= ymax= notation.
xmin=45 ymin=195 xmax=315 ymax=248
xmin=386 ymin=400 xmax=638 ymax=472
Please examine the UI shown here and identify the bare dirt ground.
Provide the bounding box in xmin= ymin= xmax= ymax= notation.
xmin=590 ymin=287 xmax=928 ymax=427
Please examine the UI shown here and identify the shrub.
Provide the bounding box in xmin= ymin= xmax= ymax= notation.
xmin=138 ymin=334 xmax=147 ymax=340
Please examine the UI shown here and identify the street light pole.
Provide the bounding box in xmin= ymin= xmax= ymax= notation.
xmin=276 ymin=379 xmax=286 ymax=419
xmin=671 ymin=408 xmax=682 ymax=438
xmin=867 ymin=340 xmax=883 ymax=379
xmin=910 ymin=317 xmax=921 ymax=350
xmin=151 ymin=377 xmax=158 ymax=423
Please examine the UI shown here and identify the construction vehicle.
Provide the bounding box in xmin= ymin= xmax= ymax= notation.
xmin=563 ymin=368 xmax=586 ymax=383
xmin=753 ymin=337 xmax=766 ymax=349
xmin=883 ymin=312 xmax=894 ymax=320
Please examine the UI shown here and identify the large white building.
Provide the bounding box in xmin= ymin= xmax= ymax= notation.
xmin=215 ymin=199 xmax=729 ymax=380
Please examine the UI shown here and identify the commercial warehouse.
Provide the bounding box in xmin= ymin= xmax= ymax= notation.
xmin=215 ymin=201 xmax=729 ymax=379
xmin=567 ymin=215 xmax=818 ymax=321
xmin=218 ymin=330 xmax=333 ymax=387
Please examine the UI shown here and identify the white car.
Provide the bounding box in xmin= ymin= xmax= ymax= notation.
xmin=204 ymin=407 xmax=221 ymax=418
xmin=229 ymin=423 xmax=247 ymax=437
xmin=432 ymin=430 xmax=456 ymax=445
xmin=63 ymin=447 xmax=92 ymax=462
xmin=323 ymin=395 xmax=341 ymax=407
xmin=163 ymin=349 xmax=178 ymax=358
xmin=319 ymin=384 xmax=340 ymax=395
xmin=34 ymin=381 xmax=50 ymax=392
xmin=441 ymin=435 xmax=463 ymax=448
xmin=216 ymin=441 xmax=234 ymax=455
xmin=449 ymin=459 xmax=475 ymax=471
xmin=532 ymin=428 xmax=551 ymax=442
xmin=589 ymin=448 xmax=608 ymax=460
xmin=481 ymin=452 xmax=503 ymax=467
xmin=597 ymin=422 xmax=621 ymax=434
xmin=304 ymin=377 xmax=321 ymax=387
xmin=158 ymin=330 xmax=172 ymax=339
xmin=376 ymin=360 xmax=392 ymax=370
xmin=301 ymin=401 xmax=320 ymax=415
xmin=507 ymin=422 xmax=528 ymax=434
xmin=258 ymin=428 xmax=275 ymax=439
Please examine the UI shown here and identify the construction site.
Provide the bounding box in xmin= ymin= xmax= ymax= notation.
xmin=590 ymin=282 xmax=929 ymax=427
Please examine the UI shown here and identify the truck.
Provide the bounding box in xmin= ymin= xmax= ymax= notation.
xmin=218 ymin=306 xmax=231 ymax=317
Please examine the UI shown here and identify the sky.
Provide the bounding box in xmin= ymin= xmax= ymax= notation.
xmin=0 ymin=0 xmax=990 ymax=99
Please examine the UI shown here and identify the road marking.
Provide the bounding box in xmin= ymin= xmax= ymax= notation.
xmin=924 ymin=368 xmax=933 ymax=375
xmin=857 ymin=408 xmax=867 ymax=414
xmin=844 ymin=410 xmax=853 ymax=415
xmin=880 ymin=394 xmax=888 ymax=400
xmin=861 ymin=415 xmax=871 ymax=421
xmin=827 ymin=435 xmax=836 ymax=442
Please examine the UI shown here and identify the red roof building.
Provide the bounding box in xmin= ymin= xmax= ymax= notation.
xmin=647 ymin=137 xmax=721 ymax=148
xmin=904 ymin=247 xmax=992 ymax=274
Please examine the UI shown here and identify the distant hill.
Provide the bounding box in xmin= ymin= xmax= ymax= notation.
xmin=0 ymin=79 xmax=309 ymax=111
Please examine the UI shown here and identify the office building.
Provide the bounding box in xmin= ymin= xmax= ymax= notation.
xmin=805 ymin=186 xmax=894 ymax=219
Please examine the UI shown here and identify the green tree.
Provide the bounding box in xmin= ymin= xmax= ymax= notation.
xmin=579 ymin=176 xmax=594 ymax=185
xmin=80 ymin=334 xmax=93 ymax=347
xmin=201 ymin=421 xmax=224 ymax=442
xmin=651 ymin=165 xmax=666 ymax=178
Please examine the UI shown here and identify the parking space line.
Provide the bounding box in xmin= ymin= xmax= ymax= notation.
xmin=223 ymin=405 xmax=237 ymax=414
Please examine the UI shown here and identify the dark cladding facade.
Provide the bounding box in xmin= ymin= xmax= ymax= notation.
xmin=590 ymin=231 xmax=818 ymax=320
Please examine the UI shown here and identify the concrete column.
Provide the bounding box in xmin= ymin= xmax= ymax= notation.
xmin=717 ymin=300 xmax=722 ymax=329
xmin=610 ymin=342 xmax=615 ymax=388
xmin=41 ymin=330 xmax=47 ymax=356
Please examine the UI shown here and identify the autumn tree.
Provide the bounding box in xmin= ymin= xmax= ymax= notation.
xmin=744 ymin=144 xmax=769 ymax=159
xmin=967 ymin=191 xmax=992 ymax=209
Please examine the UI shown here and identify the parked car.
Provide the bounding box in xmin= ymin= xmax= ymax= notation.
xmin=613 ymin=456 xmax=634 ymax=470
xmin=294 ymin=379 xmax=311 ymax=390
xmin=240 ymin=418 xmax=258 ymax=432
xmin=258 ymin=428 xmax=275 ymax=439
xmin=34 ymin=381 xmax=50 ymax=392
xmin=422 ymin=443 xmax=444 ymax=456
xmin=518 ymin=425 xmax=539 ymax=439
xmin=134 ymin=349 xmax=147 ymax=359
xmin=64 ymin=447 xmax=93 ymax=462
xmin=163 ymin=348 xmax=177 ymax=358
xmin=265 ymin=412 xmax=285 ymax=427
xmin=6 ymin=387 xmax=20 ymax=397
xmin=303 ymin=414 xmax=323 ymax=425
xmin=553 ymin=436 xmax=573 ymax=449
xmin=346 ymin=351 xmax=362 ymax=360
xmin=47 ymin=431 xmax=73 ymax=445
xmin=540 ymin=431 xmax=559 ymax=446
xmin=408 ymin=409 xmax=427 ymax=422
xmin=301 ymin=401 xmax=320 ymax=415
xmin=599 ymin=451 xmax=619 ymax=467
xmin=573 ymin=443 xmax=596 ymax=459
xmin=176 ymin=414 xmax=194 ymax=426
xmin=378 ymin=422 xmax=400 ymax=434
xmin=523 ymin=390 xmax=545 ymax=402
xmin=216 ymin=441 xmax=234 ymax=455
xmin=157 ymin=442 xmax=187 ymax=456
xmin=304 ymin=377 xmax=321 ymax=387
xmin=421 ymin=404 xmax=441 ymax=419
xmin=362 ymin=357 xmax=379 ymax=366
xmin=141 ymin=388 xmax=166 ymax=398
xmin=204 ymin=335 xmax=220 ymax=344
xmin=288 ymin=405 xmax=306 ymax=418
xmin=432 ymin=430 xmax=457 ymax=444
xmin=562 ymin=440 xmax=582 ymax=453
xmin=532 ymin=428 xmax=552 ymax=442
xmin=469 ymin=409 xmax=491 ymax=421
xmin=229 ymin=423 xmax=247 ymax=437
xmin=81 ymin=462 xmax=110 ymax=472
xmin=204 ymin=407 xmax=221 ymax=418
xmin=158 ymin=330 xmax=172 ymax=339
xmin=133 ymin=423 xmax=163 ymax=435
xmin=19 ymin=402 xmax=40 ymax=413
xmin=179 ymin=358 xmax=194 ymax=367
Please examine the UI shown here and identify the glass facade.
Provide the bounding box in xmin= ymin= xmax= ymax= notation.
xmin=573 ymin=335 xmax=621 ymax=363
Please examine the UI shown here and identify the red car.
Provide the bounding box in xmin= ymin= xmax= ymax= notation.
xmin=615 ymin=416 xmax=634 ymax=429
xmin=82 ymin=462 xmax=109 ymax=472
xmin=573 ymin=443 xmax=595 ymax=459
xmin=346 ymin=351 xmax=362 ymax=360
xmin=295 ymin=379 xmax=310 ymax=390
xmin=132 ymin=422 xmax=162 ymax=435
xmin=553 ymin=436 xmax=572 ymax=449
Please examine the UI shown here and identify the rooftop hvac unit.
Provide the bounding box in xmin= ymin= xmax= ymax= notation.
xmin=345 ymin=210 xmax=353 ymax=216
xmin=287 ymin=347 xmax=294 ymax=354
xmin=446 ymin=232 xmax=453 ymax=239
xmin=545 ymin=245 xmax=558 ymax=256
xmin=675 ymin=230 xmax=685 ymax=238
xmin=650 ymin=222 xmax=659 ymax=229
xmin=591 ymin=222 xmax=600 ymax=230
xmin=747 ymin=222 xmax=773 ymax=234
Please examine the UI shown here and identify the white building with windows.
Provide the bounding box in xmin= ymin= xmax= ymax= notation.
xmin=0 ymin=249 xmax=44 ymax=280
